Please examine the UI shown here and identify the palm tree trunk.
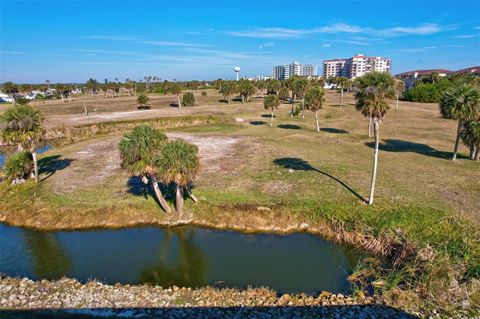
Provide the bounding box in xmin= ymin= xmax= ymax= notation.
xmin=175 ymin=185 xmax=184 ymax=215
xmin=340 ymin=89 xmax=344 ymax=110
xmin=271 ymin=110 xmax=274 ymax=127
xmin=315 ymin=110 xmax=320 ymax=132
xmin=474 ymin=144 xmax=480 ymax=161
xmin=301 ymin=97 xmax=305 ymax=119
xmin=369 ymin=119 xmax=380 ymax=205
xmin=396 ymin=96 xmax=399 ymax=110
xmin=470 ymin=143 xmax=475 ymax=160
xmin=368 ymin=116 xmax=373 ymax=137
xmin=177 ymin=94 xmax=182 ymax=109
xmin=32 ymin=150 xmax=39 ymax=183
xmin=452 ymin=119 xmax=463 ymax=161
xmin=290 ymin=99 xmax=294 ymax=118
xmin=150 ymin=174 xmax=172 ymax=213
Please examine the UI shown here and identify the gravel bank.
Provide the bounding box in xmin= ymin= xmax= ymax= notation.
xmin=0 ymin=276 xmax=421 ymax=318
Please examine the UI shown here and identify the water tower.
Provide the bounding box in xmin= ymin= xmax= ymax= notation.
xmin=234 ymin=66 xmax=241 ymax=81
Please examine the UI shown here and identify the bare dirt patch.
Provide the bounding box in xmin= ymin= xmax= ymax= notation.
xmin=47 ymin=136 xmax=121 ymax=194
xmin=46 ymin=133 xmax=248 ymax=193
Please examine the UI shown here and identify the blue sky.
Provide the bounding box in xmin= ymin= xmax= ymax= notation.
xmin=0 ymin=0 xmax=479 ymax=83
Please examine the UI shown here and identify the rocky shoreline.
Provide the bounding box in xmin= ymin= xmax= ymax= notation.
xmin=0 ymin=276 xmax=423 ymax=319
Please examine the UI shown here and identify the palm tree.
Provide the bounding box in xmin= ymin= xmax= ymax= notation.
xmin=393 ymin=79 xmax=406 ymax=110
xmin=220 ymin=81 xmax=236 ymax=103
xmin=2 ymin=82 xmax=18 ymax=105
xmin=239 ymin=80 xmax=255 ymax=102
xmin=155 ymin=140 xmax=200 ymax=216
xmin=461 ymin=120 xmax=480 ymax=160
xmin=267 ymin=79 xmax=281 ymax=96
xmin=256 ymin=80 xmax=266 ymax=98
xmin=264 ymin=95 xmax=280 ymax=127
xmin=118 ymin=126 xmax=172 ymax=213
xmin=439 ymin=85 xmax=480 ymax=160
xmin=293 ymin=78 xmax=308 ymax=119
xmin=0 ymin=105 xmax=45 ymax=182
xmin=335 ymin=77 xmax=351 ymax=110
xmin=354 ymin=72 xmax=395 ymax=205
xmin=305 ymin=85 xmax=326 ymax=132
xmin=170 ymin=83 xmax=182 ymax=109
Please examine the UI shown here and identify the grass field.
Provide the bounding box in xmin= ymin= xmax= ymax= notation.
xmin=1 ymin=89 xmax=479 ymax=316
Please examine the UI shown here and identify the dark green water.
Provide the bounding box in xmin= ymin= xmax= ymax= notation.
xmin=0 ymin=224 xmax=361 ymax=294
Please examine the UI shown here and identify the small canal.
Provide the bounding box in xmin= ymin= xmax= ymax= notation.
xmin=0 ymin=224 xmax=361 ymax=294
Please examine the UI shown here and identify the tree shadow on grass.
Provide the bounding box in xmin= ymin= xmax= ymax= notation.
xmin=250 ymin=121 xmax=267 ymax=126
xmin=169 ymin=103 xmax=180 ymax=108
xmin=38 ymin=155 xmax=74 ymax=182
xmin=127 ymin=176 xmax=177 ymax=207
xmin=320 ymin=127 xmax=349 ymax=134
xmin=273 ymin=157 xmax=366 ymax=202
xmin=364 ymin=139 xmax=467 ymax=160
xmin=278 ymin=124 xmax=301 ymax=130
xmin=0 ymin=305 xmax=420 ymax=318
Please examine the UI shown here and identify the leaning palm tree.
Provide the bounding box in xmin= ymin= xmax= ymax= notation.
xmin=118 ymin=126 xmax=172 ymax=213
xmin=0 ymin=105 xmax=45 ymax=182
xmin=155 ymin=140 xmax=200 ymax=216
xmin=264 ymin=94 xmax=280 ymax=127
xmin=439 ymin=85 xmax=480 ymax=160
xmin=461 ymin=120 xmax=480 ymax=160
xmin=305 ymin=85 xmax=326 ymax=132
xmin=354 ymin=72 xmax=395 ymax=205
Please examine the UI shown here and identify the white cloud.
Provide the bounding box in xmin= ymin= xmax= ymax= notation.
xmin=453 ymin=34 xmax=479 ymax=39
xmin=258 ymin=42 xmax=275 ymax=49
xmin=322 ymin=43 xmax=331 ymax=48
xmin=82 ymin=35 xmax=210 ymax=48
xmin=395 ymin=46 xmax=437 ymax=53
xmin=0 ymin=50 xmax=26 ymax=55
xmin=224 ymin=23 xmax=445 ymax=39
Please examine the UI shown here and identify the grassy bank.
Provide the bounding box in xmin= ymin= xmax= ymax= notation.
xmin=1 ymin=91 xmax=479 ymax=317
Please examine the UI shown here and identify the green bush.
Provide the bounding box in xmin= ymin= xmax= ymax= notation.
xmin=3 ymin=151 xmax=33 ymax=181
xmin=182 ymin=92 xmax=195 ymax=107
xmin=137 ymin=94 xmax=150 ymax=109
xmin=403 ymin=79 xmax=454 ymax=103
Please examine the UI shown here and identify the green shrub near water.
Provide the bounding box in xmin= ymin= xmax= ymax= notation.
xmin=2 ymin=151 xmax=33 ymax=181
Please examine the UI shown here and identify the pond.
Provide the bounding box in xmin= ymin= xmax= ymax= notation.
xmin=0 ymin=144 xmax=53 ymax=169
xmin=0 ymin=224 xmax=362 ymax=294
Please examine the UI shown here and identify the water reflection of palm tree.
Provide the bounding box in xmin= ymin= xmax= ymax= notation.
xmin=23 ymin=231 xmax=72 ymax=279
xmin=139 ymin=228 xmax=207 ymax=288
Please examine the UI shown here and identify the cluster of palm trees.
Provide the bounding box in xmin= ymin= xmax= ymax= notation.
xmin=440 ymin=84 xmax=480 ymax=160
xmin=118 ymin=126 xmax=200 ymax=217
xmin=0 ymin=105 xmax=45 ymax=182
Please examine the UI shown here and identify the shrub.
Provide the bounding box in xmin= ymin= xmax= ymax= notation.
xmin=3 ymin=151 xmax=33 ymax=181
xmin=182 ymin=92 xmax=195 ymax=107
xmin=201 ymin=91 xmax=207 ymax=96
xmin=137 ymin=94 xmax=150 ymax=109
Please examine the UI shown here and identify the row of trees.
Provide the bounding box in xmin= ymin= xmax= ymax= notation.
xmin=262 ymin=71 xmax=479 ymax=205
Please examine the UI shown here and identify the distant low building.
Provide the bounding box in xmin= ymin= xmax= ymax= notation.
xmin=450 ymin=66 xmax=480 ymax=76
xmin=396 ymin=69 xmax=451 ymax=79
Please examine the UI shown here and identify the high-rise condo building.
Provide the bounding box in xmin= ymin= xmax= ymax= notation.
xmin=323 ymin=54 xmax=391 ymax=79
xmin=272 ymin=61 xmax=318 ymax=80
